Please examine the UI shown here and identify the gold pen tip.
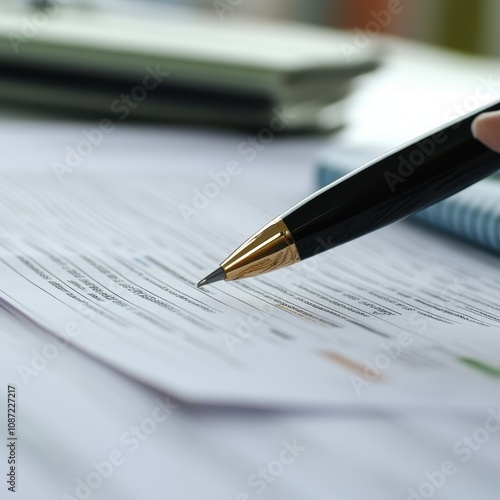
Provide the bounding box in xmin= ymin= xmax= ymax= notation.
xmin=197 ymin=267 xmax=226 ymax=288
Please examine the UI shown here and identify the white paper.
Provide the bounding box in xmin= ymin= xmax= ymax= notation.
xmin=0 ymin=170 xmax=499 ymax=410
xmin=1 ymin=305 xmax=499 ymax=500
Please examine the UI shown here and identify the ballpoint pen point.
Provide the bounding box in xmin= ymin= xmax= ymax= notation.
xmin=197 ymin=267 xmax=226 ymax=288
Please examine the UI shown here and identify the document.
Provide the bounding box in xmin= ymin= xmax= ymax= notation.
xmin=0 ymin=172 xmax=499 ymax=410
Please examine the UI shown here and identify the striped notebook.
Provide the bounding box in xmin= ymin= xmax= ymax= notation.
xmin=317 ymin=144 xmax=500 ymax=254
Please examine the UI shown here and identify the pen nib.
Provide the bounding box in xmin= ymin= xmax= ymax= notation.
xmin=197 ymin=267 xmax=226 ymax=288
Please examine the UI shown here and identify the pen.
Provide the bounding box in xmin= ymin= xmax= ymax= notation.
xmin=198 ymin=100 xmax=500 ymax=287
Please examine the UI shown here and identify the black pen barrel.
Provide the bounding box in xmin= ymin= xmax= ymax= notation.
xmin=283 ymin=101 xmax=500 ymax=260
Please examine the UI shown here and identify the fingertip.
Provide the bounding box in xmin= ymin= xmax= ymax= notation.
xmin=472 ymin=110 xmax=500 ymax=153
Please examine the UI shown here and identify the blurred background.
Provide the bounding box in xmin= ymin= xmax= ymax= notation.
xmin=208 ymin=0 xmax=500 ymax=56
xmin=160 ymin=0 xmax=500 ymax=57
xmin=2 ymin=0 xmax=496 ymax=55
xmin=1 ymin=0 xmax=499 ymax=130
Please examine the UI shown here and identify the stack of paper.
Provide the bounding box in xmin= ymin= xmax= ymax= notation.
xmin=0 ymin=6 xmax=380 ymax=129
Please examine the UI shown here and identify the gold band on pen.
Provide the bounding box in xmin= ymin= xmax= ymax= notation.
xmin=221 ymin=218 xmax=300 ymax=281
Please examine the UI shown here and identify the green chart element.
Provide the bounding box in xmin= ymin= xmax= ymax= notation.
xmin=460 ymin=357 xmax=500 ymax=378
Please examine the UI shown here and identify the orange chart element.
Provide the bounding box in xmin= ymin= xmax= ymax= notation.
xmin=321 ymin=350 xmax=384 ymax=380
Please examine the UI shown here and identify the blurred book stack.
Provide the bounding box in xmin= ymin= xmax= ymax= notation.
xmin=0 ymin=5 xmax=380 ymax=129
